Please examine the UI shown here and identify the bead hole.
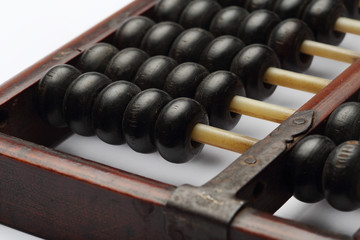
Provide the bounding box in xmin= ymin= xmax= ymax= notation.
xmin=0 ymin=109 xmax=9 ymax=128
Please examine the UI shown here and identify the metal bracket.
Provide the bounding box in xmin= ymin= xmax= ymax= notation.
xmin=165 ymin=110 xmax=315 ymax=240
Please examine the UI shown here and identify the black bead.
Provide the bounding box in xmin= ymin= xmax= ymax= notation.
xmin=287 ymin=135 xmax=336 ymax=203
xmin=141 ymin=22 xmax=184 ymax=56
xmin=268 ymin=19 xmax=315 ymax=72
xmin=230 ymin=44 xmax=279 ymax=100
xmin=92 ymin=81 xmax=141 ymax=145
xmin=215 ymin=0 xmax=246 ymax=7
xmin=302 ymin=0 xmax=347 ymax=45
xmin=238 ymin=10 xmax=281 ymax=45
xmin=343 ymin=0 xmax=360 ymax=19
xmin=154 ymin=0 xmax=192 ymax=22
xmin=195 ymin=71 xmax=246 ymax=130
xmin=179 ymin=0 xmax=222 ymax=29
xmin=323 ymin=141 xmax=360 ymax=211
xmin=38 ymin=64 xmax=81 ymax=127
xmin=245 ymin=0 xmax=277 ymax=11
xmin=133 ymin=56 xmax=178 ymax=90
xmin=163 ymin=63 xmax=209 ymax=98
xmin=77 ymin=43 xmax=119 ymax=73
xmin=273 ymin=0 xmax=312 ymax=19
xmin=113 ymin=16 xmax=155 ymax=49
xmin=105 ymin=48 xmax=149 ymax=81
xmin=169 ymin=28 xmax=215 ymax=63
xmin=325 ymin=102 xmax=360 ymax=145
xmin=123 ymin=89 xmax=173 ymax=153
xmin=200 ymin=36 xmax=245 ymax=72
xmin=209 ymin=6 xmax=249 ymax=37
xmin=63 ymin=72 xmax=111 ymax=136
xmin=155 ymin=98 xmax=209 ymax=163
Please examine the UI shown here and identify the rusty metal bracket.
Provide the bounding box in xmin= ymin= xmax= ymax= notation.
xmin=165 ymin=110 xmax=315 ymax=240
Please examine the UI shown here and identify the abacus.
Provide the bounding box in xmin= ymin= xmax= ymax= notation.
xmin=1 ymin=0 xmax=360 ymax=239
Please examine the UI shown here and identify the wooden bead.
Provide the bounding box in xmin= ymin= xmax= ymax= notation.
xmin=230 ymin=44 xmax=279 ymax=100
xmin=77 ymin=43 xmax=119 ymax=73
xmin=200 ymin=36 xmax=245 ymax=72
xmin=268 ymin=19 xmax=315 ymax=72
xmin=179 ymin=0 xmax=222 ymax=29
xmin=238 ymin=10 xmax=281 ymax=45
xmin=163 ymin=62 xmax=209 ymax=98
xmin=325 ymin=102 xmax=360 ymax=145
xmin=287 ymin=135 xmax=336 ymax=203
xmin=154 ymin=0 xmax=192 ymax=22
xmin=343 ymin=0 xmax=360 ymax=19
xmin=140 ymin=22 xmax=184 ymax=56
xmin=123 ymin=89 xmax=172 ymax=153
xmin=245 ymin=0 xmax=277 ymax=12
xmin=133 ymin=56 xmax=178 ymax=90
xmin=155 ymin=98 xmax=209 ymax=163
xmin=92 ymin=81 xmax=140 ymax=145
xmin=105 ymin=48 xmax=149 ymax=81
xmin=273 ymin=0 xmax=311 ymax=19
xmin=216 ymin=0 xmax=246 ymax=7
xmin=113 ymin=16 xmax=155 ymax=49
xmin=209 ymin=6 xmax=249 ymax=37
xmin=38 ymin=64 xmax=81 ymax=127
xmin=63 ymin=72 xmax=111 ymax=136
xmin=302 ymin=0 xmax=347 ymax=45
xmin=169 ymin=28 xmax=214 ymax=63
xmin=323 ymin=141 xmax=360 ymax=211
xmin=195 ymin=71 xmax=246 ymax=130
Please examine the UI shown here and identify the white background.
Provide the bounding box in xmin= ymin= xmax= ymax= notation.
xmin=0 ymin=0 xmax=359 ymax=239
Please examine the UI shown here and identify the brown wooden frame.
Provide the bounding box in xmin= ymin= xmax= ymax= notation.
xmin=0 ymin=0 xmax=359 ymax=239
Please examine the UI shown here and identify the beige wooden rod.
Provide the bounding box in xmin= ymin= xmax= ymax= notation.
xmin=335 ymin=17 xmax=360 ymax=35
xmin=301 ymin=40 xmax=360 ymax=63
xmin=191 ymin=123 xmax=258 ymax=154
xmin=229 ymin=96 xmax=295 ymax=123
xmin=263 ymin=67 xmax=331 ymax=93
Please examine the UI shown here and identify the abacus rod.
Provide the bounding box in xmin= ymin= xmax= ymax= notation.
xmin=191 ymin=123 xmax=258 ymax=154
xmin=301 ymin=40 xmax=360 ymax=64
xmin=335 ymin=17 xmax=360 ymax=36
xmin=229 ymin=96 xmax=295 ymax=124
xmin=263 ymin=67 xmax=331 ymax=93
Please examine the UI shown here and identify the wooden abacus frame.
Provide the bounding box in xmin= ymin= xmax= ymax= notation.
xmin=0 ymin=0 xmax=360 ymax=239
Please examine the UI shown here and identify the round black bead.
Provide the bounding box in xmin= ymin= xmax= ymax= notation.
xmin=302 ymin=0 xmax=347 ymax=45
xmin=179 ymin=0 xmax=222 ymax=29
xmin=230 ymin=44 xmax=279 ymax=100
xmin=123 ymin=89 xmax=173 ymax=153
xmin=244 ymin=0 xmax=277 ymax=11
xmin=287 ymin=135 xmax=336 ymax=203
xmin=38 ymin=64 xmax=81 ymax=127
xmin=268 ymin=19 xmax=315 ymax=72
xmin=113 ymin=16 xmax=155 ymax=49
xmin=238 ymin=10 xmax=281 ymax=45
xmin=343 ymin=0 xmax=360 ymax=19
xmin=195 ymin=71 xmax=246 ymax=130
xmin=169 ymin=28 xmax=215 ymax=63
xmin=325 ymin=102 xmax=360 ymax=145
xmin=133 ymin=56 xmax=178 ymax=90
xmin=323 ymin=141 xmax=360 ymax=211
xmin=105 ymin=48 xmax=149 ymax=81
xmin=63 ymin=72 xmax=111 ymax=136
xmin=140 ymin=22 xmax=184 ymax=56
xmin=273 ymin=0 xmax=312 ymax=19
xmin=200 ymin=36 xmax=245 ymax=72
xmin=209 ymin=6 xmax=249 ymax=37
xmin=155 ymin=98 xmax=209 ymax=163
xmin=163 ymin=63 xmax=209 ymax=98
xmin=92 ymin=81 xmax=141 ymax=145
xmin=77 ymin=43 xmax=119 ymax=73
xmin=154 ymin=0 xmax=192 ymax=22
